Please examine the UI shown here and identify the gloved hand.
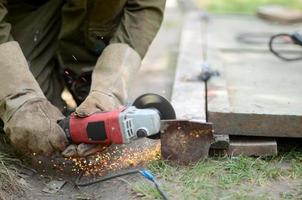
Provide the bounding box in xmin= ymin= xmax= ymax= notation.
xmin=0 ymin=41 xmax=68 ymax=156
xmin=4 ymin=99 xmax=67 ymax=156
xmin=62 ymin=43 xmax=141 ymax=157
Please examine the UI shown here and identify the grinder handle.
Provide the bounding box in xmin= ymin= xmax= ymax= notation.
xmin=58 ymin=108 xmax=125 ymax=145
xmin=58 ymin=116 xmax=72 ymax=144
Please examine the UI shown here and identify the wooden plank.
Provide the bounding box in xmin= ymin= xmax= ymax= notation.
xmin=206 ymin=16 xmax=302 ymax=138
xmin=170 ymin=12 xmax=231 ymax=150
xmin=228 ymin=137 xmax=277 ymax=156
xmin=171 ymin=12 xmax=206 ymax=121
xmin=210 ymin=137 xmax=277 ymax=156
xmin=211 ymin=134 xmax=230 ymax=149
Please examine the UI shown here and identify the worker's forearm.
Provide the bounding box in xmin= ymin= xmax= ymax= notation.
xmin=0 ymin=42 xmax=45 ymax=123
xmin=110 ymin=0 xmax=166 ymax=58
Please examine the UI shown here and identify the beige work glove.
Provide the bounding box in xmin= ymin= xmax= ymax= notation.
xmin=62 ymin=43 xmax=141 ymax=157
xmin=0 ymin=41 xmax=68 ymax=156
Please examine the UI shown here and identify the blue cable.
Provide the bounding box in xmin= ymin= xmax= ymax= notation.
xmin=139 ymin=169 xmax=155 ymax=181
xmin=140 ymin=169 xmax=169 ymax=200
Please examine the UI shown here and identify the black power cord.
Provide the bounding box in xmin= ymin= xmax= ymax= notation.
xmin=75 ymin=169 xmax=139 ymax=187
xmin=235 ymin=32 xmax=302 ymax=61
xmin=269 ymin=32 xmax=302 ymax=61
xmin=75 ymin=169 xmax=168 ymax=200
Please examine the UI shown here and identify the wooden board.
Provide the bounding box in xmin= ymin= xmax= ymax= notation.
xmin=228 ymin=137 xmax=277 ymax=156
xmin=170 ymin=12 xmax=206 ymax=121
xmin=206 ymin=16 xmax=302 ymax=138
xmin=206 ymin=15 xmax=301 ymax=51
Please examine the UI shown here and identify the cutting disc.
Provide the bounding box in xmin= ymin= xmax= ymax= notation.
xmin=132 ymin=93 xmax=176 ymax=139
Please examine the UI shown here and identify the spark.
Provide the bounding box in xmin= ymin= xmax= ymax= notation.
xmin=72 ymin=55 xmax=77 ymax=61
xmin=69 ymin=141 xmax=160 ymax=176
xmin=32 ymin=141 xmax=161 ymax=176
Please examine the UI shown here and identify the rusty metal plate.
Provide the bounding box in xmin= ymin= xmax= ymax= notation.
xmin=160 ymin=121 xmax=214 ymax=165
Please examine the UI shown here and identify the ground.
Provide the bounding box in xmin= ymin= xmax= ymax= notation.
xmin=132 ymin=149 xmax=302 ymax=199
xmin=1 ymin=0 xmax=302 ymax=200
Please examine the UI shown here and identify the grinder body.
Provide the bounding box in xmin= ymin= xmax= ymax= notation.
xmin=59 ymin=106 xmax=161 ymax=146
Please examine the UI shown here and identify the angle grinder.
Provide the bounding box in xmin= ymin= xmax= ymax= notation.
xmin=59 ymin=94 xmax=176 ymax=147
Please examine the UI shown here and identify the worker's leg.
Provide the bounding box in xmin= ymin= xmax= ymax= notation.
xmin=57 ymin=0 xmax=126 ymax=105
xmin=6 ymin=0 xmax=65 ymax=109
xmin=58 ymin=0 xmax=124 ymax=69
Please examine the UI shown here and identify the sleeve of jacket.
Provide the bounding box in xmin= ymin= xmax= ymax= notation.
xmin=0 ymin=0 xmax=12 ymax=44
xmin=110 ymin=0 xmax=166 ymax=58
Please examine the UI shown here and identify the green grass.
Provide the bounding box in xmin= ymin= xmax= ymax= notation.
xmin=280 ymin=186 xmax=302 ymax=200
xmin=0 ymin=137 xmax=28 ymax=200
xmin=129 ymin=150 xmax=302 ymax=200
xmin=196 ymin=0 xmax=302 ymax=14
xmin=131 ymin=182 xmax=165 ymax=200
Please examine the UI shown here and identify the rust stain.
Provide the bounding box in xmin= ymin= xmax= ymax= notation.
xmin=161 ymin=121 xmax=214 ymax=165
